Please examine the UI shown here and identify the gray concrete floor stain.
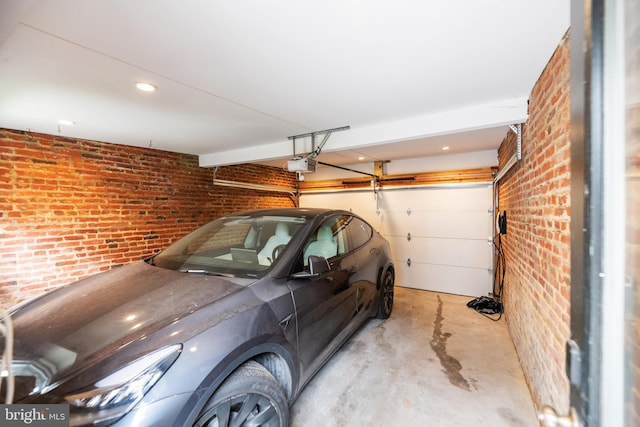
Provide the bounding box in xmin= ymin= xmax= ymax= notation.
xmin=430 ymin=295 xmax=472 ymax=391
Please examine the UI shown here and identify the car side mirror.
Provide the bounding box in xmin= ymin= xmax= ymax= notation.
xmin=291 ymin=255 xmax=331 ymax=279
xmin=308 ymin=255 xmax=330 ymax=275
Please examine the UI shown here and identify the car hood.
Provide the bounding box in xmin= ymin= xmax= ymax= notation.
xmin=8 ymin=262 xmax=250 ymax=396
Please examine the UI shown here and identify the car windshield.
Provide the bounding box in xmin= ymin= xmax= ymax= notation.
xmin=152 ymin=213 xmax=309 ymax=278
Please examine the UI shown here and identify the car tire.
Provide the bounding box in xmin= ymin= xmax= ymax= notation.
xmin=375 ymin=268 xmax=394 ymax=319
xmin=194 ymin=360 xmax=289 ymax=427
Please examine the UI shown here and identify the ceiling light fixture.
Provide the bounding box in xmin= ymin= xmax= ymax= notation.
xmin=57 ymin=119 xmax=76 ymax=126
xmin=135 ymin=82 xmax=157 ymax=92
xmin=358 ymin=156 xmax=365 ymax=161
xmin=442 ymin=146 xmax=450 ymax=151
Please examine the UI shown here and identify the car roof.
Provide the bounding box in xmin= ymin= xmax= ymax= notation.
xmin=230 ymin=207 xmax=347 ymax=218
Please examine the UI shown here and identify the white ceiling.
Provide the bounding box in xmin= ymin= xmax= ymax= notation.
xmin=0 ymin=0 xmax=570 ymax=169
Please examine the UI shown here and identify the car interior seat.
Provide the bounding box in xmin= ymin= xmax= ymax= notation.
xmin=303 ymin=225 xmax=338 ymax=263
xmin=258 ymin=222 xmax=291 ymax=264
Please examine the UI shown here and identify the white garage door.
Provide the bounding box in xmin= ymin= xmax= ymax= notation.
xmin=299 ymin=183 xmax=494 ymax=297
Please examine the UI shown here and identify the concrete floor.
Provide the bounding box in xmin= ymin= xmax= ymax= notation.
xmin=290 ymin=287 xmax=538 ymax=427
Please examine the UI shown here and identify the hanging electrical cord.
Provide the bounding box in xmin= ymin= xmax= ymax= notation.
xmin=467 ymin=231 xmax=505 ymax=321
xmin=0 ymin=308 xmax=14 ymax=404
xmin=493 ymin=233 xmax=506 ymax=301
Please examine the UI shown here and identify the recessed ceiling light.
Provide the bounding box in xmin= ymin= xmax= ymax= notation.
xmin=442 ymin=146 xmax=450 ymax=151
xmin=135 ymin=82 xmax=157 ymax=92
xmin=57 ymin=119 xmax=76 ymax=126
xmin=358 ymin=156 xmax=365 ymax=161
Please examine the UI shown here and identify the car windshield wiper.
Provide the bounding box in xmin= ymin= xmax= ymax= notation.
xmin=179 ymin=269 xmax=234 ymax=277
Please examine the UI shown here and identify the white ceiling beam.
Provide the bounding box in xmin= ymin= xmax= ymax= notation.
xmin=198 ymin=97 xmax=528 ymax=168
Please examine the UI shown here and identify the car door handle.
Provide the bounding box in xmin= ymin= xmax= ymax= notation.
xmin=279 ymin=313 xmax=294 ymax=330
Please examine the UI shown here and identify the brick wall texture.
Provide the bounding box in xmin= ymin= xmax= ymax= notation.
xmin=496 ymin=34 xmax=571 ymax=412
xmin=0 ymin=129 xmax=296 ymax=309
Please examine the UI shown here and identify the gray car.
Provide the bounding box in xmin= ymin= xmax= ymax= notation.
xmin=2 ymin=208 xmax=395 ymax=426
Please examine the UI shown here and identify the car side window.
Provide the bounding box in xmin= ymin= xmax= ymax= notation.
xmin=302 ymin=216 xmax=350 ymax=266
xmin=346 ymin=217 xmax=373 ymax=249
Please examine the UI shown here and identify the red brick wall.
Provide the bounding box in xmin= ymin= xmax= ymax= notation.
xmin=496 ymin=33 xmax=571 ymax=412
xmin=0 ymin=129 xmax=296 ymax=309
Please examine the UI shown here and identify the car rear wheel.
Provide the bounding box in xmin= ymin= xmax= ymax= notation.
xmin=194 ymin=361 xmax=288 ymax=427
xmin=376 ymin=268 xmax=394 ymax=319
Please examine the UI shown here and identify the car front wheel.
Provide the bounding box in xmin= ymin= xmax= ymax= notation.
xmin=376 ymin=268 xmax=394 ymax=319
xmin=194 ymin=361 xmax=288 ymax=427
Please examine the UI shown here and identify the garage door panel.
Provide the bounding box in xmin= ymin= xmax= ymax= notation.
xmin=387 ymin=236 xmax=490 ymax=269
xmin=376 ymin=186 xmax=492 ymax=211
xmin=380 ymin=209 xmax=492 ymax=240
xmin=300 ymin=184 xmax=493 ymax=296
xmin=301 ymin=191 xmax=376 ymax=213
xmin=395 ymin=262 xmax=492 ymax=297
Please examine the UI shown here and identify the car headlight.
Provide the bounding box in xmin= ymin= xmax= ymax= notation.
xmin=65 ymin=344 xmax=181 ymax=427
